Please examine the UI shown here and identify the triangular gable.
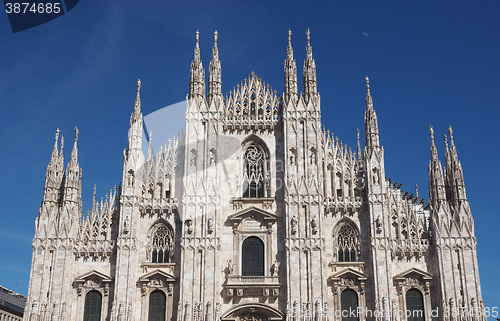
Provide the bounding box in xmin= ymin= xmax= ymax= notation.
xmin=139 ymin=269 xmax=176 ymax=283
xmin=394 ymin=268 xmax=432 ymax=281
xmin=75 ymin=270 xmax=112 ymax=283
xmin=329 ymin=268 xmax=368 ymax=281
xmin=228 ymin=206 xmax=277 ymax=223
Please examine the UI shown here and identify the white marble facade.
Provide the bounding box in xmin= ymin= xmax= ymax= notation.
xmin=24 ymin=30 xmax=485 ymax=321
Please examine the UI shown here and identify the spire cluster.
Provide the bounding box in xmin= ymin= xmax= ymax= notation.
xmin=428 ymin=125 xmax=469 ymax=211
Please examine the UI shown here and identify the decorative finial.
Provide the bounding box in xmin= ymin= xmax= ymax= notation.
xmin=366 ymin=76 xmax=370 ymax=90
xmin=288 ymin=29 xmax=292 ymax=43
xmin=415 ymin=184 xmax=419 ymax=198
xmin=214 ymin=30 xmax=218 ymax=43
xmin=55 ymin=128 xmax=60 ymax=142
xmin=448 ymin=125 xmax=454 ymax=143
xmin=444 ymin=134 xmax=449 ymax=150
xmin=60 ymin=135 xmax=64 ymax=150
xmin=74 ymin=127 xmax=79 ymax=143
xmin=429 ymin=126 xmax=435 ymax=144
xmin=306 ymin=29 xmax=310 ymax=44
xmin=137 ymin=79 xmax=141 ymax=93
xmin=196 ymin=30 xmax=199 ymax=45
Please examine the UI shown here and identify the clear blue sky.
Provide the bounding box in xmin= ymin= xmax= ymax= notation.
xmin=0 ymin=0 xmax=498 ymax=312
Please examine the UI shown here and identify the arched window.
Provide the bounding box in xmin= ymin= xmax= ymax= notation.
xmin=242 ymin=236 xmax=264 ymax=276
xmin=243 ymin=145 xmax=265 ymax=198
xmin=148 ymin=290 xmax=166 ymax=321
xmin=341 ymin=289 xmax=359 ymax=321
xmin=406 ymin=289 xmax=424 ymax=321
xmin=151 ymin=223 xmax=174 ymax=263
xmin=83 ymin=290 xmax=102 ymax=321
xmin=337 ymin=223 xmax=358 ymax=262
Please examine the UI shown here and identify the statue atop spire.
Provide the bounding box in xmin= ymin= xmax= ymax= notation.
xmin=134 ymin=79 xmax=141 ymax=115
xmin=303 ymin=29 xmax=317 ymax=104
xmin=284 ymin=29 xmax=298 ymax=105
xmin=70 ymin=126 xmax=79 ymax=165
xmin=366 ymin=76 xmax=373 ymax=110
xmin=208 ymin=30 xmax=222 ymax=105
xmin=51 ymin=128 xmax=60 ymax=163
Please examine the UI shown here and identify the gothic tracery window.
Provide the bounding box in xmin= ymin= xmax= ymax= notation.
xmin=83 ymin=290 xmax=102 ymax=321
xmin=151 ymin=223 xmax=174 ymax=264
xmin=337 ymin=223 xmax=358 ymax=262
xmin=243 ymin=145 xmax=265 ymax=198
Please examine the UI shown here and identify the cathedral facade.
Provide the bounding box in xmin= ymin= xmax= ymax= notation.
xmin=24 ymin=30 xmax=485 ymax=321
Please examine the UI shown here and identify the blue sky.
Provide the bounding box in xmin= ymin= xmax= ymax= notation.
xmin=0 ymin=0 xmax=498 ymax=312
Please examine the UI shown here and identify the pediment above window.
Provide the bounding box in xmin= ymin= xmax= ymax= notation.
xmin=74 ymin=270 xmax=112 ymax=296
xmin=228 ymin=206 xmax=277 ymax=232
xmin=393 ymin=268 xmax=432 ymax=295
xmin=138 ymin=269 xmax=176 ymax=296
xmin=329 ymin=267 xmax=368 ymax=282
xmin=328 ymin=268 xmax=368 ymax=296
xmin=394 ymin=267 xmax=432 ymax=281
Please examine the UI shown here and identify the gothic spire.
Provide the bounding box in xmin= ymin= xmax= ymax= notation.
xmin=70 ymin=127 xmax=79 ymax=165
xmin=51 ymin=128 xmax=60 ymax=163
xmin=445 ymin=126 xmax=468 ymax=204
xmin=428 ymin=126 xmax=446 ymax=204
xmin=284 ymin=29 xmax=298 ymax=104
xmin=208 ymin=30 xmax=222 ymax=105
xmin=189 ymin=30 xmax=206 ymax=100
xmin=303 ymin=29 xmax=317 ymax=104
xmin=128 ymin=79 xmax=144 ymax=153
xmin=134 ymin=79 xmax=141 ymax=115
xmin=364 ymin=76 xmax=380 ymax=149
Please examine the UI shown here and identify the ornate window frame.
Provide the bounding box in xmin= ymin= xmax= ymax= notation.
xmin=138 ymin=269 xmax=176 ymax=321
xmin=146 ymin=221 xmax=175 ymax=264
xmin=241 ymin=138 xmax=270 ymax=199
xmin=333 ymin=221 xmax=361 ymax=262
xmin=225 ymin=206 xmax=279 ymax=297
xmin=328 ymin=268 xmax=368 ymax=321
xmin=74 ymin=270 xmax=112 ymax=321
xmin=394 ymin=268 xmax=432 ymax=321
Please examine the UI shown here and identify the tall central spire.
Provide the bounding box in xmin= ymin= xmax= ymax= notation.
xmin=284 ymin=29 xmax=298 ymax=105
xmin=208 ymin=30 xmax=222 ymax=105
xmin=189 ymin=30 xmax=206 ymax=100
xmin=303 ymin=29 xmax=317 ymax=104
xmin=364 ymin=76 xmax=379 ymax=149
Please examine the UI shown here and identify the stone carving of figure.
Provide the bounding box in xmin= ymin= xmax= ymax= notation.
xmin=273 ymin=260 xmax=280 ymax=275
xmin=310 ymin=150 xmax=316 ymax=165
xmin=311 ymin=216 xmax=318 ymax=234
xmin=123 ymin=216 xmax=130 ymax=234
xmin=190 ymin=149 xmax=196 ymax=167
xmin=290 ymin=149 xmax=295 ymax=165
xmin=127 ymin=170 xmax=134 ymax=187
xmin=207 ymin=218 xmax=214 ymax=234
xmin=209 ymin=149 xmax=216 ymax=166
xmin=227 ymin=259 xmax=234 ymax=275
xmin=291 ymin=215 xmax=298 ymax=234
xmin=373 ymin=168 xmax=380 ymax=185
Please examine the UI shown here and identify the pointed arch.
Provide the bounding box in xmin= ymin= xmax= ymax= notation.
xmin=334 ymin=220 xmax=360 ymax=262
xmin=241 ymin=136 xmax=270 ymax=198
xmin=149 ymin=221 xmax=174 ymax=263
